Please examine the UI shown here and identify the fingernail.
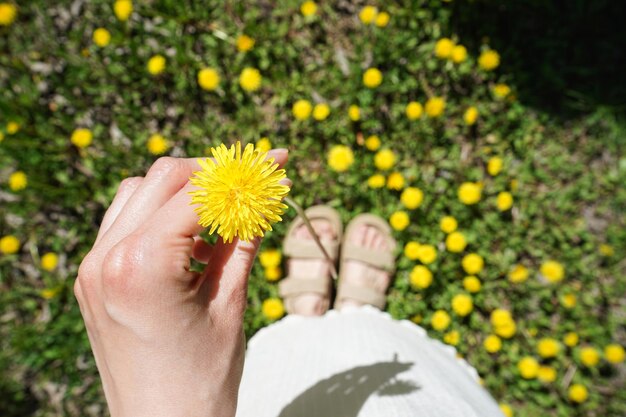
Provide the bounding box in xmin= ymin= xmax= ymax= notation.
xmin=280 ymin=177 xmax=293 ymax=188
xmin=272 ymin=148 xmax=288 ymax=155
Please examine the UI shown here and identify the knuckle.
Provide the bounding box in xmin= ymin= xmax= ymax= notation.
xmin=119 ymin=176 xmax=142 ymax=191
xmin=101 ymin=234 xmax=147 ymax=299
xmin=76 ymin=251 xmax=99 ymax=295
xmin=149 ymin=157 xmax=181 ymax=178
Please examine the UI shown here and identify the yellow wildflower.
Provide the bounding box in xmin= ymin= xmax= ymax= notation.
xmin=497 ymin=191 xmax=513 ymax=211
xmin=239 ymin=67 xmax=262 ymax=91
xmin=389 ymin=211 xmax=409 ymax=231
xmin=417 ymin=244 xmax=437 ymax=264
xmin=451 ymin=45 xmax=467 ymax=63
xmin=364 ymin=135 xmax=381 ymax=151
xmin=537 ymin=338 xmax=560 ymax=358
xmin=256 ymin=137 xmax=272 ymax=153
xmin=580 ymin=347 xmax=600 ymax=367
xmin=561 ymin=293 xmax=577 ymax=309
xmin=0 ymin=235 xmax=20 ymax=254
xmin=312 ymin=103 xmax=330 ymax=121
xmin=363 ymin=68 xmax=383 ymax=88
xmin=386 ymin=172 xmax=404 ymax=190
xmin=8 ymin=171 xmax=27 ymax=191
xmin=264 ymin=266 xmax=281 ymax=282
xmin=262 ymin=298 xmax=285 ymax=320
xmin=478 ymin=49 xmax=500 ymax=71
xmin=508 ymin=264 xmax=529 ymax=283
xmin=440 ymin=216 xmax=458 ymax=233
xmin=499 ymin=404 xmax=513 ymax=417
xmin=568 ymin=384 xmax=588 ymax=403
xmin=374 ymin=11 xmax=390 ymax=27
xmin=405 ymin=102 xmax=423 ymax=120
xmin=327 ymin=145 xmax=354 ymax=172
xmin=434 ymin=38 xmax=455 ymax=59
xmin=464 ymin=106 xmax=478 ymax=125
xmin=431 ymin=310 xmax=451 ymax=331
xmin=147 ymin=134 xmax=169 ymax=155
xmin=367 ymin=174 xmax=385 ymax=189
xmin=374 ymin=149 xmax=396 ymax=171
xmin=114 ymin=0 xmax=133 ymax=21
xmin=463 ymin=276 xmax=481 ymax=293
xmin=147 ymin=55 xmax=166 ymax=75
xmin=444 ymin=330 xmax=460 ymax=346
xmin=359 ymin=6 xmax=378 ymax=24
xmin=462 ymin=253 xmax=483 ymax=274
xmin=41 ymin=252 xmax=59 ymax=271
xmin=93 ymin=28 xmax=111 ymax=47
xmin=198 ymin=68 xmax=220 ymax=91
xmin=259 ymin=249 xmax=281 ymax=268
xmin=236 ymin=34 xmax=255 ymax=52
xmin=292 ymin=99 xmax=312 ymax=120
xmin=599 ymin=244 xmax=614 ymax=257
xmin=300 ymin=1 xmax=317 ymax=17
xmin=540 ymin=260 xmax=564 ymax=283
xmin=517 ymin=356 xmax=539 ymax=379
xmin=458 ymin=182 xmax=481 ymax=205
xmin=564 ymin=332 xmax=579 ymax=347
xmin=487 ymin=156 xmax=503 ymax=176
xmin=400 ymin=187 xmax=423 ymax=209
xmin=604 ymin=344 xmax=625 ymax=364
xmin=537 ymin=366 xmax=557 ymax=383
xmin=445 ymin=231 xmax=467 ymax=253
xmin=451 ymin=294 xmax=473 ymax=317
xmin=7 ymin=121 xmax=19 ymax=134
xmin=484 ymin=334 xmax=502 ymax=353
xmin=493 ymin=83 xmax=511 ymax=99
xmin=410 ymin=265 xmax=432 ymax=289
xmin=425 ymin=96 xmax=446 ymax=117
xmin=348 ymin=105 xmax=360 ymax=121
xmin=188 ymin=142 xmax=289 ymax=243
xmin=404 ymin=241 xmax=421 ymax=260
xmin=0 ymin=3 xmax=17 ymax=26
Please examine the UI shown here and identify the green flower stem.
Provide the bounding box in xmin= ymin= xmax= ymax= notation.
xmin=284 ymin=197 xmax=338 ymax=280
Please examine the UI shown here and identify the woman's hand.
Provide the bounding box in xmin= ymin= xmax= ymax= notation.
xmin=74 ymin=151 xmax=288 ymax=417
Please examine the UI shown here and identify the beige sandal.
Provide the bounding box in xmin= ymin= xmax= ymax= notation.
xmin=279 ymin=205 xmax=342 ymax=315
xmin=334 ymin=213 xmax=397 ymax=310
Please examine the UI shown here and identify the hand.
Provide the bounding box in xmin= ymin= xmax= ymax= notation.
xmin=74 ymin=151 xmax=288 ymax=417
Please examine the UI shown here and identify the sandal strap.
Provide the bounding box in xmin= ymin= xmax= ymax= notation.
xmin=336 ymin=282 xmax=387 ymax=309
xmin=279 ymin=276 xmax=330 ymax=298
xmin=342 ymin=243 xmax=395 ymax=271
xmin=283 ymin=238 xmax=340 ymax=260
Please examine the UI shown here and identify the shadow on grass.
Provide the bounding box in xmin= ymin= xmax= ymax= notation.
xmin=450 ymin=0 xmax=626 ymax=118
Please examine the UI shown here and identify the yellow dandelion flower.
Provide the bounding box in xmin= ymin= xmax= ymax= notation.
xmin=327 ymin=145 xmax=354 ymax=172
xmin=312 ymin=103 xmax=330 ymax=121
xmin=517 ymin=356 xmax=539 ymax=379
xmin=374 ymin=11 xmax=390 ymax=27
xmin=537 ymin=338 xmax=560 ymax=358
xmin=71 ymin=128 xmax=93 ymax=148
xmin=41 ymin=252 xmax=59 ymax=271
xmin=262 ymin=298 xmax=285 ymax=320
xmin=188 ymin=142 xmax=289 ymax=243
xmin=293 ymin=99 xmax=313 ymax=120
xmin=256 ymin=137 xmax=272 ymax=153
xmin=367 ymin=174 xmax=385 ymax=189
xmin=508 ymin=264 xmax=529 ymax=283
xmin=264 ymin=266 xmax=281 ymax=282
xmin=604 ymin=344 xmax=625 ymax=364
xmin=561 ymin=293 xmax=577 ymax=309
xmin=484 ymin=334 xmax=502 ymax=353
xmin=386 ymin=172 xmax=405 ymax=190
xmin=400 ymin=187 xmax=423 ymax=209
xmin=147 ymin=134 xmax=169 ymax=155
xmin=497 ymin=191 xmax=513 ymax=211
xmin=540 ymin=260 xmax=564 ymax=283
xmin=0 ymin=235 xmax=20 ymax=254
xmin=416 ymin=244 xmax=437 ymax=264
xmin=198 ymin=68 xmax=220 ymax=91
xmin=462 ymin=253 xmax=484 ymax=274
xmin=93 ymin=28 xmax=111 ymax=47
xmin=410 ymin=265 xmax=432 ymax=289
xmin=364 ymin=135 xmax=381 ymax=151
xmin=580 ymin=347 xmax=600 ymax=367
xmin=348 ymin=105 xmax=360 ymax=121
xmin=444 ymin=330 xmax=460 ymax=346
xmin=458 ymin=182 xmax=481 ymax=205
xmin=359 ymin=6 xmax=378 ymax=24
xmin=425 ymin=97 xmax=446 ymax=117
xmin=499 ymin=404 xmax=513 ymax=417
xmin=374 ymin=149 xmax=396 ymax=170
xmin=300 ymin=1 xmax=317 ymax=17
xmin=239 ymin=67 xmax=262 ymax=91
xmin=446 ymin=231 xmax=467 ymax=253
xmin=8 ymin=171 xmax=27 ymax=191
xmin=431 ymin=310 xmax=451 ymax=331
xmin=40 ymin=287 xmax=61 ymax=300
xmin=7 ymin=121 xmax=19 ymax=134
xmin=406 ymin=102 xmax=423 ymax=120
xmin=440 ymin=216 xmax=458 ymax=233
xmin=464 ymin=106 xmax=478 ymax=125
xmin=478 ymin=49 xmax=500 ymax=71
xmin=537 ymin=366 xmax=557 ymax=383
xmin=0 ymin=3 xmax=17 ymax=26
xmin=236 ymin=34 xmax=255 ymax=52
xmin=487 ymin=156 xmax=503 ymax=176
xmin=114 ymin=0 xmax=133 ymax=21
xmin=493 ymin=83 xmax=511 ymax=99
xmin=599 ymin=243 xmax=614 ymax=257
xmin=147 ymin=55 xmax=166 ymax=75
xmin=363 ymin=68 xmax=382 ymax=88
xmin=434 ymin=38 xmax=455 ymax=59
xmin=451 ymin=293 xmax=473 ymax=316
xmin=404 ymin=241 xmax=421 ymax=260
xmin=463 ymin=276 xmax=481 ymax=293
xmin=259 ymin=249 xmax=281 ymax=268
xmin=564 ymin=332 xmax=579 ymax=347
xmin=568 ymin=384 xmax=588 ymax=403
xmin=389 ymin=211 xmax=409 ymax=231
xmin=451 ymin=45 xmax=467 ymax=63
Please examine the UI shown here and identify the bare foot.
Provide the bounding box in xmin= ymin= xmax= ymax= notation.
xmin=286 ymin=218 xmax=337 ymax=316
xmin=337 ymin=223 xmax=392 ymax=310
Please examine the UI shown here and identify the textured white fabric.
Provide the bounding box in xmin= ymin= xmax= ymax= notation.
xmin=237 ymin=306 xmax=504 ymax=417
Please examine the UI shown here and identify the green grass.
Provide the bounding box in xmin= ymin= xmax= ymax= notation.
xmin=1 ymin=1 xmax=625 ymax=416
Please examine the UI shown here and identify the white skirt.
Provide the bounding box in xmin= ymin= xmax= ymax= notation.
xmin=237 ymin=306 xmax=504 ymax=417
